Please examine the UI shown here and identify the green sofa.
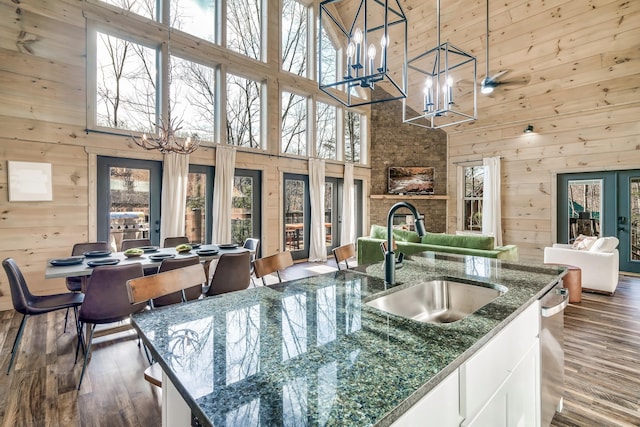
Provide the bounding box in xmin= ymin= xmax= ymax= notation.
xmin=357 ymin=225 xmax=518 ymax=265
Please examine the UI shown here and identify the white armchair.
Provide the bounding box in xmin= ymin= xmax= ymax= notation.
xmin=543 ymin=239 xmax=619 ymax=295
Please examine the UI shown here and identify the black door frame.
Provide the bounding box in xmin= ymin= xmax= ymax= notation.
xmin=97 ymin=156 xmax=162 ymax=246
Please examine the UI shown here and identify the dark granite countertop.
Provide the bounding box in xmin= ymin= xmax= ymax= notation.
xmin=131 ymin=253 xmax=565 ymax=426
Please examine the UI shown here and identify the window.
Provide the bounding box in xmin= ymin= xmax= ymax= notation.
xmin=170 ymin=56 xmax=216 ymax=143
xmin=281 ymin=91 xmax=307 ymax=156
xmin=170 ymin=0 xmax=216 ymax=43
xmin=95 ymin=32 xmax=157 ymax=133
xmin=317 ymin=25 xmax=337 ymax=85
xmin=227 ymin=74 xmax=262 ymax=148
xmin=316 ymin=102 xmax=336 ymax=160
xmin=227 ymin=0 xmax=262 ymax=60
xmin=344 ymin=111 xmax=361 ymax=163
xmin=282 ymin=0 xmax=308 ymax=76
xmin=100 ymin=0 xmax=155 ymax=20
xmin=463 ymin=166 xmax=484 ymax=231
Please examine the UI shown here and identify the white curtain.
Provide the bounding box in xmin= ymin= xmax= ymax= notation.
xmin=308 ymin=158 xmax=326 ymax=262
xmin=340 ymin=163 xmax=356 ymax=245
xmin=482 ymin=156 xmax=503 ymax=246
xmin=211 ymin=146 xmax=236 ymax=244
xmin=160 ymin=152 xmax=189 ymax=245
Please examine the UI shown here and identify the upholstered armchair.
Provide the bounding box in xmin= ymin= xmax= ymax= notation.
xmin=543 ymin=237 xmax=619 ymax=295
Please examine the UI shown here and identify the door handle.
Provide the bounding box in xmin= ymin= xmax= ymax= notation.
xmin=541 ymin=288 xmax=569 ymax=317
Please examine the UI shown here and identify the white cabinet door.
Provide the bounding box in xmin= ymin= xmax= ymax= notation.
xmin=465 ymin=339 xmax=540 ymax=427
xmin=392 ymin=370 xmax=463 ymax=427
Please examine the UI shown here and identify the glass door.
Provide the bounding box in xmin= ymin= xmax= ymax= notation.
xmin=558 ymin=170 xmax=640 ymax=274
xmin=324 ymin=178 xmax=338 ymax=251
xmin=232 ymin=169 xmax=262 ymax=251
xmin=617 ymin=170 xmax=640 ymax=273
xmin=186 ymin=165 xmax=213 ymax=244
xmin=97 ymin=156 xmax=162 ymax=250
xmin=284 ymin=173 xmax=309 ymax=260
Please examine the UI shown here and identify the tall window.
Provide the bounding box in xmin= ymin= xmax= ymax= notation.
xmin=95 ymin=32 xmax=157 ymax=133
xmin=100 ymin=0 xmax=155 ymax=19
xmin=185 ymin=166 xmax=212 ymax=244
xmin=281 ymin=91 xmax=307 ymax=155
xmin=282 ymin=0 xmax=308 ymax=76
xmin=170 ymin=56 xmax=216 ymax=143
xmin=170 ymin=0 xmax=216 ymax=43
xmin=316 ymin=102 xmax=336 ymax=160
xmin=463 ymin=166 xmax=485 ymax=231
xmin=344 ymin=111 xmax=361 ymax=163
xmin=227 ymin=74 xmax=262 ymax=148
xmin=317 ymin=25 xmax=337 ymax=85
xmin=227 ymin=0 xmax=262 ymax=60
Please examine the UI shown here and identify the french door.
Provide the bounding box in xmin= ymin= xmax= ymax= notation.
xmin=283 ymin=173 xmax=363 ymax=261
xmin=97 ymin=156 xmax=162 ymax=250
xmin=557 ymin=170 xmax=640 ymax=273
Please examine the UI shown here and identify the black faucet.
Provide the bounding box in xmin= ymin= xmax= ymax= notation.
xmin=385 ymin=202 xmax=427 ymax=285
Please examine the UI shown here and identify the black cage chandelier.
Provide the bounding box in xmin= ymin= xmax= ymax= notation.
xmin=319 ymin=0 xmax=407 ymax=107
xmin=402 ymin=0 xmax=477 ymax=128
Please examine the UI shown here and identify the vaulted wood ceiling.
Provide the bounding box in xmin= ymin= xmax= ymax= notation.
xmin=336 ymin=0 xmax=637 ymax=132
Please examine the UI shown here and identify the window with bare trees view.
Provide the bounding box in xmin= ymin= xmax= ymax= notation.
xmin=91 ymin=0 xmax=364 ymax=163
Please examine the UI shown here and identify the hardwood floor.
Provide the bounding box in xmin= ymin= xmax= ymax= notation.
xmin=0 ymin=263 xmax=638 ymax=426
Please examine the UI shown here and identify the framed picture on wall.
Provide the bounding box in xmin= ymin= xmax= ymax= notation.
xmin=7 ymin=161 xmax=53 ymax=202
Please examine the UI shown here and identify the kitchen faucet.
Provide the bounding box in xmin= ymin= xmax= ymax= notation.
xmin=385 ymin=202 xmax=427 ymax=285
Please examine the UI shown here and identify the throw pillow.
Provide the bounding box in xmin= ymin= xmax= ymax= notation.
xmin=571 ymin=234 xmax=597 ymax=250
xmin=589 ymin=236 xmax=619 ymax=253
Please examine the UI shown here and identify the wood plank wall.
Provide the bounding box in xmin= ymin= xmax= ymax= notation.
xmin=0 ymin=0 xmax=371 ymax=311
xmin=0 ymin=0 xmax=638 ymax=311
xmin=443 ymin=0 xmax=640 ymax=262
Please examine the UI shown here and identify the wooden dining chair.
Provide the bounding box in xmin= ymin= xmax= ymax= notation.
xmin=152 ymin=257 xmax=204 ymax=306
xmin=253 ymin=251 xmax=294 ymax=286
xmin=162 ymin=236 xmax=189 ymax=248
xmin=126 ymin=263 xmax=207 ymax=309
xmin=126 ymin=263 xmax=207 ymax=388
xmin=121 ymin=238 xmax=152 ymax=252
xmin=332 ymin=243 xmax=356 ymax=270
xmin=3 ymin=258 xmax=84 ymax=374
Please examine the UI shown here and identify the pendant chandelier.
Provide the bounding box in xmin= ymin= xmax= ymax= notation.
xmin=318 ymin=0 xmax=407 ymax=107
xmin=402 ymin=0 xmax=477 ymax=129
xmin=131 ymin=113 xmax=199 ymax=155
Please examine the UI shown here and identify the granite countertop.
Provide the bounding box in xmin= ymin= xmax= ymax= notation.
xmin=131 ymin=253 xmax=565 ymax=426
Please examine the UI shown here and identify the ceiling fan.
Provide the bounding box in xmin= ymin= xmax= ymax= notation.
xmin=480 ymin=0 xmax=528 ymax=94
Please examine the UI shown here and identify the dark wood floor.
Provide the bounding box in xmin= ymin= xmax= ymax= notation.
xmin=1 ymin=263 xmax=638 ymax=426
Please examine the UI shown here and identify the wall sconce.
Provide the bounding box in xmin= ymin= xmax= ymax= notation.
xmin=524 ymin=124 xmax=534 ymax=133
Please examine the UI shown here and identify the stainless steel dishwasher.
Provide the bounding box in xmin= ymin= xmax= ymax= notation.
xmin=540 ymin=281 xmax=570 ymax=426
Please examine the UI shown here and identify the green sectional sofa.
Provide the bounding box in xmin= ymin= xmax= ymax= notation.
xmin=357 ymin=225 xmax=518 ymax=265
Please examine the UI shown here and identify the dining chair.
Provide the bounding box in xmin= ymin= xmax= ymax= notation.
xmin=253 ymin=251 xmax=294 ymax=286
xmin=121 ymin=238 xmax=152 ymax=252
xmin=332 ymin=243 xmax=356 ymax=271
xmin=126 ymin=263 xmax=207 ymax=388
xmin=243 ymin=238 xmax=260 ymax=284
xmin=205 ymin=252 xmax=251 ymax=296
xmin=67 ymin=241 xmax=110 ymax=292
xmin=3 ymin=258 xmax=84 ymax=374
xmin=163 ymin=236 xmax=189 ymax=248
xmin=75 ymin=263 xmax=146 ymax=389
xmin=149 ymin=257 xmax=204 ymax=306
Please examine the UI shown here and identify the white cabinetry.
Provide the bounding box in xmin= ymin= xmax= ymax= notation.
xmin=461 ymin=301 xmax=540 ymax=427
xmin=393 ymin=301 xmax=541 ymax=427
xmin=392 ymin=370 xmax=463 ymax=426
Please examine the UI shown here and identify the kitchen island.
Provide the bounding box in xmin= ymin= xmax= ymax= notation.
xmin=131 ymin=252 xmax=566 ymax=426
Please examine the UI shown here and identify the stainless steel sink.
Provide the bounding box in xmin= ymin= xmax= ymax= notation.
xmin=366 ymin=279 xmax=507 ymax=324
